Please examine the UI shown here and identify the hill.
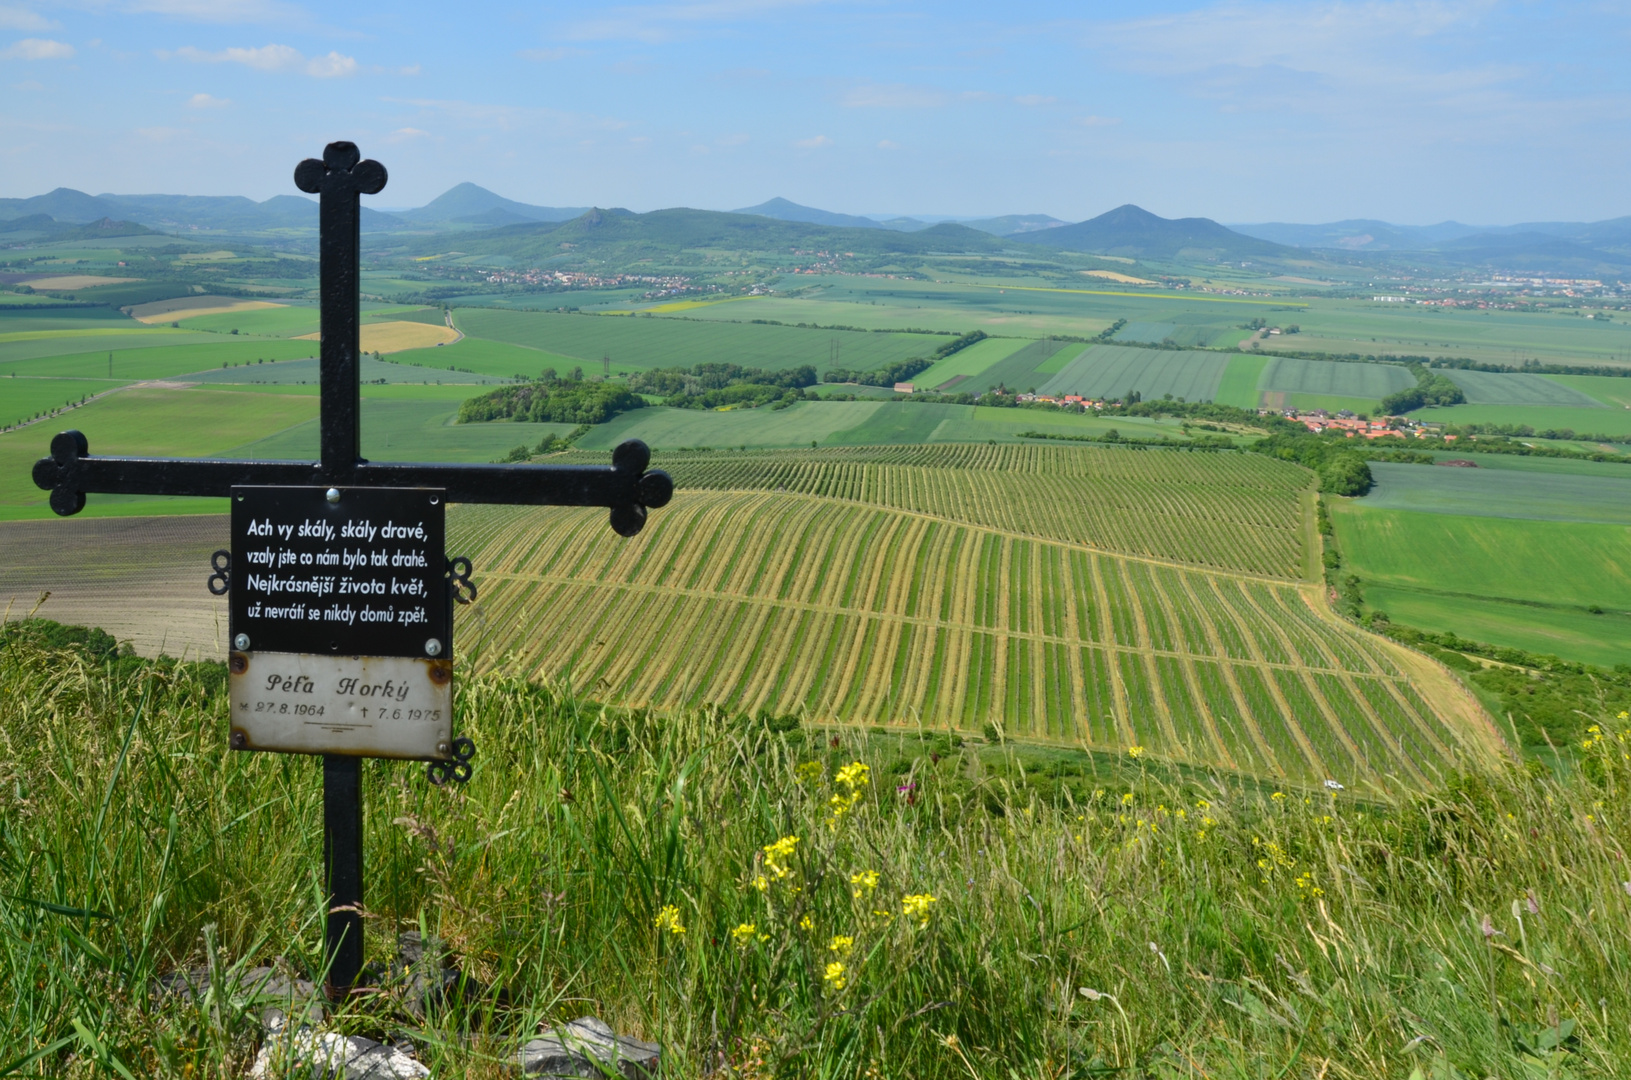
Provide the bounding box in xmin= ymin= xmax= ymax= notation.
xmin=389 ymin=206 xmax=1014 ymax=264
xmin=1024 ymin=204 xmax=1292 ymax=260
xmin=734 ymin=197 xmax=884 ymax=230
xmin=395 ymin=182 xmax=587 ymax=226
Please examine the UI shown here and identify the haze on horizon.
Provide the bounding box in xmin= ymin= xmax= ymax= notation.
xmin=1 ymin=0 xmax=1627 ymax=227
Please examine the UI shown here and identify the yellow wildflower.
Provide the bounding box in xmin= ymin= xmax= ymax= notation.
xmin=731 ymin=922 xmax=756 ymax=945
xmin=835 ymin=761 xmax=871 ymax=789
xmin=796 ymin=761 xmax=824 ymax=784
xmin=799 ymin=914 xmax=814 ymax=931
xmin=762 ymin=835 xmax=800 ymax=880
xmin=828 ymin=934 xmax=854 ymax=957
xmin=654 ymin=905 xmax=685 ymax=935
xmin=850 ymin=869 xmax=880 ymax=898
xmin=1127 ymin=745 xmax=1145 ymax=759
xmin=750 ymin=875 xmax=769 ymax=892
xmin=902 ymin=893 xmax=937 ymax=928
xmin=1121 ymin=792 xmax=1135 ymax=806
xmin=1271 ymin=791 xmax=1287 ymax=802
xmin=823 ymin=961 xmax=847 ymax=990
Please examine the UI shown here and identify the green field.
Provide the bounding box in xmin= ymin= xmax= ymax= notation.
xmin=1038 ymin=344 xmax=1231 ymax=401
xmin=0 ymin=387 xmax=319 ymax=519
xmin=176 ymin=305 xmax=322 ymax=337
xmin=572 ymin=400 xmax=1188 ymax=455
xmin=1330 ymin=473 xmax=1631 ymax=667
xmin=1213 ymin=354 xmax=1267 ymax=408
xmin=1 ymin=339 xmax=318 ymax=380
xmin=1257 ymin=356 xmax=1413 ymax=400
xmin=0 ymin=377 xmax=127 ymax=428
xmin=390 ymin=336 xmax=588 ymax=380
xmin=0 ymin=328 xmax=205 ymax=364
xmin=1413 ymin=403 xmax=1631 ymax=436
xmin=912 ymin=336 xmax=1031 ymax=390
xmin=1442 ymin=369 xmax=1605 ymax=407
xmin=1545 ymin=374 xmax=1631 ymax=407
xmin=1361 ymin=584 xmax=1631 ymax=670
xmin=456 ymin=308 xmax=945 ymax=376
xmin=1113 ymin=317 xmax=1243 ymax=348
xmin=227 ymin=398 xmax=574 ymax=463
xmin=186 ymin=355 xmax=511 ymax=386
xmin=1362 ymin=460 xmax=1631 ymax=524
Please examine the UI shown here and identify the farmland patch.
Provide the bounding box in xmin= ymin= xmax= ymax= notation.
xmin=1038 ymin=344 xmax=1230 ymax=401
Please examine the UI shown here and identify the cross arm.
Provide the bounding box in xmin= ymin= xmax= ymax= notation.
xmin=32 ymin=431 xmax=673 ymax=537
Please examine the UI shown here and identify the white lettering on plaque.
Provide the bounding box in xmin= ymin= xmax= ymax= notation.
xmin=230 ymin=652 xmax=452 ymax=759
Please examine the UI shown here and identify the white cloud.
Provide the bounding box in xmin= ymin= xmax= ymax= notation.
xmin=186 ymin=91 xmax=229 ymax=107
xmin=303 ymin=50 xmax=355 ymax=77
xmin=165 ymin=42 xmax=356 ymax=77
xmin=843 ymin=83 xmax=946 ymax=109
xmin=396 ymin=63 xmax=421 ymax=76
xmin=876 ymin=139 xmax=899 ymax=150
xmin=0 ymin=6 xmax=54 ymax=31
xmin=3 ymin=37 xmax=73 ymax=59
xmin=793 ymin=134 xmax=831 ymax=148
xmin=1013 ymin=94 xmax=1056 ymax=107
xmin=12 ymin=78 xmax=43 ymax=89
xmin=715 ymin=132 xmax=749 ymax=146
xmin=1074 ymin=115 xmax=1120 ymax=127
xmin=385 ymin=126 xmax=428 ymax=142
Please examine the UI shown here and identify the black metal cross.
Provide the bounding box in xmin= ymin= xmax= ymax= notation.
xmin=31 ymin=141 xmax=672 ymax=993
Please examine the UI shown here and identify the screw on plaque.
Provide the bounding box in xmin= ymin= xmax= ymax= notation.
xmin=446 ymin=556 xmax=477 ymax=605
xmin=207 ymin=549 xmax=232 ymax=595
xmin=426 ymin=736 xmax=476 ymax=786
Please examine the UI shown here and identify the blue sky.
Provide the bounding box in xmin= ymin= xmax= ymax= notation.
xmin=2 ymin=1 xmax=1628 ymax=224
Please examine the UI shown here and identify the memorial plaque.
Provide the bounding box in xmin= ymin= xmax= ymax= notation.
xmin=228 ymin=485 xmax=453 ymax=759
xmin=230 ymin=652 xmax=452 ymax=759
xmin=229 ymin=485 xmax=448 ymax=658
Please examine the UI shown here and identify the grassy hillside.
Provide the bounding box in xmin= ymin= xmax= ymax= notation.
xmin=4 ymin=635 xmax=1625 ymax=1076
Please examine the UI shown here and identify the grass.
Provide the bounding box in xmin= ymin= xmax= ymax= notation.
xmin=1038 ymin=344 xmax=1231 ymax=402
xmin=455 ymin=308 xmax=945 ymax=376
xmin=10 ymin=625 xmax=1628 ymax=1077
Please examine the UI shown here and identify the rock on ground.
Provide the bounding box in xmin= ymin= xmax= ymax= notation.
xmin=249 ymin=1016 xmax=429 ymax=1080
xmin=516 ymin=1017 xmax=660 ymax=1079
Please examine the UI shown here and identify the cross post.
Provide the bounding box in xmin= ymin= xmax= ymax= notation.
xmin=31 ymin=142 xmax=672 ymax=994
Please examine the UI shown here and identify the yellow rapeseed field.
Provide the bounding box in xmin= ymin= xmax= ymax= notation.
xmin=296 ymin=320 xmax=458 ymax=353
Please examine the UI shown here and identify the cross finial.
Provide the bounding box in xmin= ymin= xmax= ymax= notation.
xmin=294 ymin=141 xmax=387 ymax=198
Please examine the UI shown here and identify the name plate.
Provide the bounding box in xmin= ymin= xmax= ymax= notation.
xmin=230 ymin=652 xmax=452 ymax=759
